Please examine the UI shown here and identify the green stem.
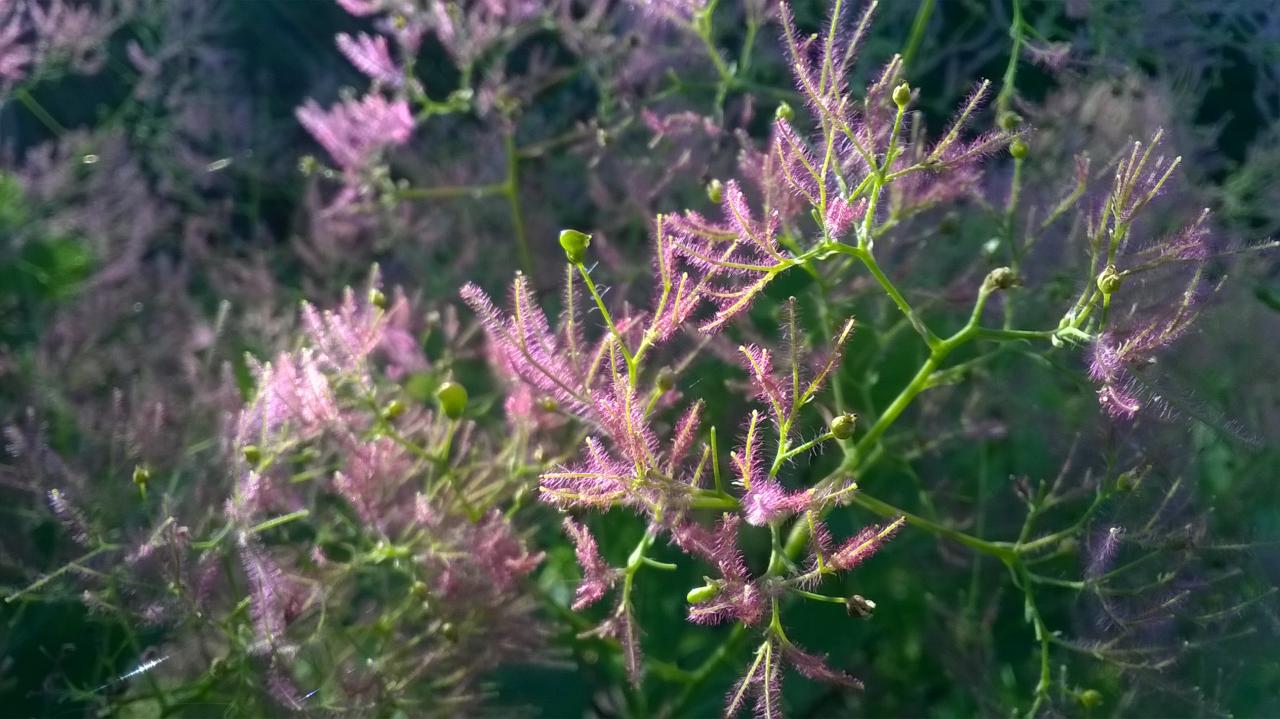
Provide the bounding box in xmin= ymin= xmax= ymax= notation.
xmin=995 ymin=0 xmax=1024 ymax=116
xmin=502 ymin=130 xmax=535 ymax=276
xmin=901 ymin=0 xmax=938 ymax=76
xmin=829 ymin=243 xmax=939 ymax=348
xmin=246 ymin=509 xmax=310 ymax=535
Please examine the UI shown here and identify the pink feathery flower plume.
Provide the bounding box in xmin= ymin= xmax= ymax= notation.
xmin=676 ymin=515 xmax=766 ymax=626
xmin=738 ymin=345 xmax=791 ymax=424
xmin=335 ymin=32 xmax=401 ymax=85
xmin=295 ymin=92 xmax=413 ymax=170
xmin=1087 ymin=288 xmax=1201 ymax=420
xmin=540 ymin=437 xmax=634 ymax=510
xmin=778 ymin=0 xmax=876 ymax=120
xmin=732 ymin=411 xmax=808 ymax=526
xmin=824 ymin=516 xmax=905 ymax=572
xmin=727 ymin=635 xmax=863 ymax=719
xmin=461 ymin=275 xmax=592 ymax=416
xmin=664 ymin=180 xmax=788 ymax=333
xmin=563 ymin=518 xmax=619 ymax=610
xmin=771 ymin=118 xmax=867 ymax=239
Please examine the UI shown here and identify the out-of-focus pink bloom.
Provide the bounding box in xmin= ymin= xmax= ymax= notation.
xmin=336 ymin=32 xmax=401 ymax=85
xmin=334 ymin=438 xmax=410 ymax=527
xmin=236 ymin=350 xmax=338 ymax=448
xmin=0 ymin=9 xmax=34 ymax=81
xmin=295 ymin=93 xmax=414 ymax=170
xmin=301 ymin=285 xmax=386 ymax=373
xmin=631 ymin=0 xmax=707 ymax=27
xmin=1 ymin=0 xmax=118 ymax=84
xmin=335 ymin=0 xmax=382 ymax=16
xmin=641 ymin=109 xmax=720 ymax=143
xmin=239 ymin=537 xmax=309 ymax=652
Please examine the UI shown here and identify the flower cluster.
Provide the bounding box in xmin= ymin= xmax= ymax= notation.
xmin=456 ymin=1 xmax=1027 ymax=711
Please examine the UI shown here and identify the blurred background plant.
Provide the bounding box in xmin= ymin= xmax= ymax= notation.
xmin=1 ymin=0 xmax=1277 ymax=717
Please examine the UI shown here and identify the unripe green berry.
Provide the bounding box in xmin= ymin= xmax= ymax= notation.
xmin=1009 ymin=138 xmax=1029 ymax=159
xmin=686 ymin=581 xmax=718 ymax=604
xmin=983 ymin=266 xmax=1019 ymax=292
xmin=830 ymin=413 xmax=857 ymax=440
xmin=559 ymin=228 xmax=592 ymax=265
xmin=382 ymin=399 xmax=406 ymax=420
xmin=892 ymin=82 xmax=912 ymax=109
xmin=998 ymin=110 xmax=1023 ymax=131
xmin=656 ymin=366 xmax=676 ymax=392
xmin=1114 ymin=467 xmax=1142 ymax=493
xmin=132 ymin=464 xmax=150 ymax=490
xmin=775 ymin=102 xmax=794 ymax=122
xmin=1078 ymin=689 xmax=1103 ymax=709
xmin=435 ymin=381 xmax=468 ymax=420
xmin=706 ymin=178 xmax=724 ymax=205
xmin=1056 ymin=536 xmax=1079 ymax=556
xmin=1096 ymin=264 xmax=1123 ymax=295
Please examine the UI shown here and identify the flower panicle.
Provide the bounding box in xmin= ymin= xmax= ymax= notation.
xmin=663 ymin=181 xmax=786 ymax=333
xmin=563 ymin=518 xmax=618 ymax=610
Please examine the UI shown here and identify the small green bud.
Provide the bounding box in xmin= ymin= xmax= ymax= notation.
xmin=539 ymin=396 xmax=560 ymax=413
xmin=132 ymin=464 xmax=150 ymax=489
xmin=830 ymin=413 xmax=857 ymax=440
xmin=1056 ymin=536 xmax=1079 ymax=556
xmin=686 ymin=581 xmax=718 ymax=604
xmin=243 ymin=445 xmax=261 ymax=466
xmin=656 ymin=366 xmax=676 ymax=392
xmin=706 ymin=178 xmax=724 ymax=205
xmin=1096 ymin=264 xmax=1123 ymax=295
xmin=368 ymin=287 xmax=387 ymax=310
xmin=775 ymin=102 xmax=794 ymax=122
xmin=559 ymin=228 xmax=592 ymax=264
xmin=298 ymin=155 xmax=318 ymax=176
xmin=1078 ymin=689 xmax=1104 ymax=709
xmin=892 ymin=82 xmax=912 ymax=109
xmin=983 ymin=266 xmax=1019 ymax=292
xmin=382 ymin=399 xmax=406 ymax=420
xmin=411 ymin=580 xmax=429 ymax=599
xmin=1009 ymin=138 xmax=1029 ymax=160
xmin=435 ymin=381 xmax=468 ymax=420
xmin=846 ymin=594 xmax=876 ymax=618
xmin=1114 ymin=467 xmax=1143 ymax=493
xmin=998 ymin=111 xmax=1023 ymax=131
